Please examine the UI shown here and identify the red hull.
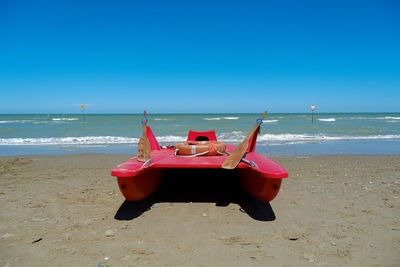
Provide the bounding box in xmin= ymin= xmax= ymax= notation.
xmin=237 ymin=169 xmax=282 ymax=201
xmin=117 ymin=169 xmax=163 ymax=201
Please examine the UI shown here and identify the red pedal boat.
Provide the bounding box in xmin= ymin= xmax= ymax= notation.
xmin=112 ymin=114 xmax=288 ymax=202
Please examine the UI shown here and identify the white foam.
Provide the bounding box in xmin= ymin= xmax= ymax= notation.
xmin=217 ymin=131 xmax=246 ymax=142
xmin=52 ymin=118 xmax=79 ymax=121
xmin=156 ymin=135 xmax=186 ymax=142
xmin=256 ymin=133 xmax=400 ymax=144
xmin=345 ymin=116 xmax=400 ymax=121
xmin=0 ymin=136 xmax=139 ymax=146
xmin=0 ymin=120 xmax=34 ymax=123
xmin=205 ymin=117 xmax=239 ymax=120
xmin=154 ymin=118 xmax=173 ymax=121
xmin=32 ymin=121 xmax=51 ymax=124
xmin=222 ymin=117 xmax=239 ymax=120
xmin=318 ymin=118 xmax=336 ymax=122
xmin=263 ymin=120 xmax=278 ymax=123
xmin=1 ymin=133 xmax=400 ymax=146
xmin=349 ymin=117 xmax=367 ymax=119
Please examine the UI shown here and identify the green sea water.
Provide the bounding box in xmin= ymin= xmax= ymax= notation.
xmin=0 ymin=113 xmax=399 ymax=155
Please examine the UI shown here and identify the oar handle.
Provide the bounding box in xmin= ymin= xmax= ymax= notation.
xmin=255 ymin=110 xmax=267 ymax=126
xmin=142 ymin=111 xmax=148 ymax=125
xmin=142 ymin=110 xmax=148 ymax=134
xmin=259 ymin=110 xmax=267 ymax=121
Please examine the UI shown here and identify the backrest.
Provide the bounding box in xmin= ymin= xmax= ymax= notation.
xmin=246 ymin=126 xmax=260 ymax=152
xmin=187 ymin=130 xmax=217 ymax=142
xmin=146 ymin=126 xmax=161 ymax=151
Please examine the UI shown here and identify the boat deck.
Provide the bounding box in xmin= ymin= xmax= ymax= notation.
xmin=112 ymin=145 xmax=288 ymax=179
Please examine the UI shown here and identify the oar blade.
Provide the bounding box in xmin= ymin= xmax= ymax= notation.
xmin=137 ymin=111 xmax=151 ymax=162
xmin=221 ymin=142 xmax=247 ymax=169
xmin=137 ymin=137 xmax=151 ymax=162
xmin=221 ymin=110 xmax=267 ymax=169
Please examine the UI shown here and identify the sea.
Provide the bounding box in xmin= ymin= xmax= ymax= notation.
xmin=0 ymin=113 xmax=399 ymax=156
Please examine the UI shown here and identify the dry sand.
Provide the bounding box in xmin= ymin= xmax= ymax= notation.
xmin=0 ymin=154 xmax=399 ymax=266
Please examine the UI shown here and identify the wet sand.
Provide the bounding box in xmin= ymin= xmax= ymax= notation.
xmin=0 ymin=154 xmax=399 ymax=266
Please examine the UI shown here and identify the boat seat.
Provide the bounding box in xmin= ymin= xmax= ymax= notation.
xmin=187 ymin=130 xmax=217 ymax=142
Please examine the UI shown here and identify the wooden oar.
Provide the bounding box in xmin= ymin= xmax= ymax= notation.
xmin=137 ymin=111 xmax=151 ymax=162
xmin=222 ymin=110 xmax=267 ymax=169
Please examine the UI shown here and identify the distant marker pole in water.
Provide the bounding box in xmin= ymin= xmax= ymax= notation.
xmin=310 ymin=105 xmax=316 ymax=124
xmin=81 ymin=105 xmax=86 ymax=121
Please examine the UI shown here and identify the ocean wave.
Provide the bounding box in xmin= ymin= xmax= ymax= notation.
xmin=318 ymin=118 xmax=336 ymax=122
xmin=0 ymin=118 xmax=79 ymax=123
xmin=204 ymin=117 xmax=239 ymax=121
xmin=263 ymin=120 xmax=278 ymax=123
xmin=214 ymin=133 xmax=400 ymax=144
xmin=155 ymin=135 xmax=186 ymax=142
xmin=154 ymin=118 xmax=174 ymax=121
xmin=355 ymin=116 xmax=400 ymax=120
xmin=257 ymin=133 xmax=400 ymax=142
xmin=217 ymin=131 xmax=246 ymax=142
xmin=0 ymin=120 xmax=34 ymax=123
xmin=52 ymin=118 xmax=79 ymax=121
xmin=32 ymin=121 xmax=52 ymax=124
xmin=222 ymin=117 xmax=239 ymax=120
xmin=0 ymin=136 xmax=139 ymax=146
xmin=1 ymin=133 xmax=399 ymax=146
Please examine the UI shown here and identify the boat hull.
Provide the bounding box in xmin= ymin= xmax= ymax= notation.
xmin=237 ymin=169 xmax=282 ymax=201
xmin=114 ymin=164 xmax=285 ymax=202
xmin=116 ymin=169 xmax=163 ymax=201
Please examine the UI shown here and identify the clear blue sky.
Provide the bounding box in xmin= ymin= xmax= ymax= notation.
xmin=1 ymin=0 xmax=399 ymax=113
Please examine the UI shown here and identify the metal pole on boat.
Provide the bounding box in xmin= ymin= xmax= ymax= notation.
xmin=310 ymin=105 xmax=316 ymax=124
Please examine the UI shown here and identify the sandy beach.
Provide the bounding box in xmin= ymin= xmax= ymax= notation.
xmin=0 ymin=154 xmax=399 ymax=266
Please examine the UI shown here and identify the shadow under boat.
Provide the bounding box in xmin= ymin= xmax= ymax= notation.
xmin=114 ymin=168 xmax=276 ymax=222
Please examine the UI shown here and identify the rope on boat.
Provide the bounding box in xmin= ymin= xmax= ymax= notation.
xmin=141 ymin=158 xmax=152 ymax=168
xmin=225 ymin=152 xmax=259 ymax=168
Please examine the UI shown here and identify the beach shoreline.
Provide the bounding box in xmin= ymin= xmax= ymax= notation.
xmin=1 ymin=154 xmax=399 ymax=266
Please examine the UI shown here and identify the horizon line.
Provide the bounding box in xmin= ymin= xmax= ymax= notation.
xmin=1 ymin=111 xmax=399 ymax=115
